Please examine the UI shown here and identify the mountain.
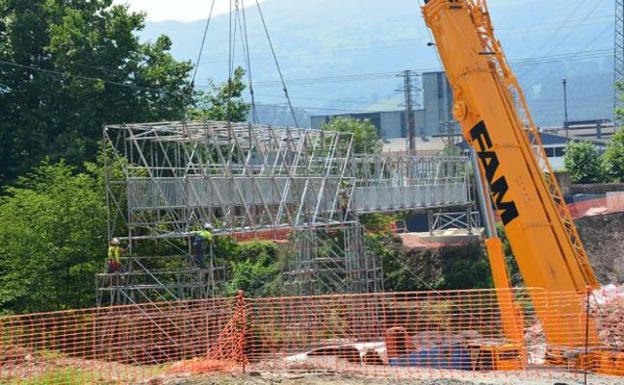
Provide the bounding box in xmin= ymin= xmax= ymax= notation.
xmin=141 ymin=0 xmax=616 ymax=128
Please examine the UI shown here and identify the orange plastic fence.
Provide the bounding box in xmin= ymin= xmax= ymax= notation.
xmin=0 ymin=297 xmax=244 ymax=384
xmin=1 ymin=287 xmax=623 ymax=384
xmin=568 ymin=193 xmax=624 ymax=219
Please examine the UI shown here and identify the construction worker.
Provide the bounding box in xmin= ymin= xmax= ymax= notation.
xmin=338 ymin=181 xmax=350 ymax=222
xmin=193 ymin=223 xmax=213 ymax=269
xmin=107 ymin=238 xmax=125 ymax=274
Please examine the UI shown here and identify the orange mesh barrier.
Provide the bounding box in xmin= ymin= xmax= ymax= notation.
xmin=1 ymin=287 xmax=623 ymax=384
xmin=568 ymin=194 xmax=624 ymax=219
xmin=0 ymin=297 xmax=245 ymax=384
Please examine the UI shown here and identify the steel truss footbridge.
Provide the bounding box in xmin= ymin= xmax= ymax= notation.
xmin=97 ymin=121 xmax=474 ymax=305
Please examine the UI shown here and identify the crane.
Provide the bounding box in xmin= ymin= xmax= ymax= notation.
xmin=422 ymin=0 xmax=622 ymax=373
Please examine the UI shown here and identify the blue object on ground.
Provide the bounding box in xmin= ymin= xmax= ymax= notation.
xmin=388 ymin=345 xmax=471 ymax=370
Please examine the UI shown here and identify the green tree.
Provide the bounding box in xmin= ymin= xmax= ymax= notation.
xmin=604 ymin=129 xmax=624 ymax=182
xmin=226 ymin=241 xmax=281 ymax=297
xmin=495 ymin=223 xmax=523 ymax=286
xmin=440 ymin=143 xmax=463 ymax=156
xmin=0 ymin=0 xmax=193 ymax=184
xmin=322 ymin=118 xmax=382 ymax=154
xmin=440 ymin=243 xmax=492 ymax=290
xmin=192 ymin=67 xmax=250 ymax=122
xmin=563 ymin=140 xmax=606 ymax=184
xmin=0 ymin=161 xmax=106 ymax=313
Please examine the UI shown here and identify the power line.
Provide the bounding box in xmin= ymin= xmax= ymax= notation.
xmin=0 ymin=59 xmax=165 ymax=93
xmin=191 ymin=16 xmax=614 ymax=67
xmin=196 ymin=49 xmax=614 ymax=90
xmin=257 ymin=93 xmax=402 ymax=107
xmin=254 ymin=102 xmax=373 ymax=114
xmin=519 ymin=0 xmax=607 ymax=78
xmin=521 ymin=0 xmax=589 ymax=60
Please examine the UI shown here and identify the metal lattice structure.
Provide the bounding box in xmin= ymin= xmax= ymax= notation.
xmin=98 ymin=121 xmax=473 ymax=305
xmin=616 ymin=0 xmax=624 ymax=124
xmin=284 ymin=223 xmax=382 ymax=295
xmin=349 ymin=155 xmax=470 ymax=213
xmin=104 ymin=121 xmax=355 ymax=240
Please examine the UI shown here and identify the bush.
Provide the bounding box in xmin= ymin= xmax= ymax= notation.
xmin=226 ymin=241 xmax=281 ymax=297
xmin=564 ymin=140 xmax=606 ymax=184
xmin=604 ymin=129 xmax=624 ymax=182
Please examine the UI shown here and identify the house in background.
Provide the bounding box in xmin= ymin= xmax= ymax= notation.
xmin=457 ymin=131 xmax=607 ymax=171
xmin=538 ymin=132 xmax=607 ymax=170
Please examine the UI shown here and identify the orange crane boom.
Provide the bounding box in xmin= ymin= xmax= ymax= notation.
xmin=422 ymin=0 xmax=599 ymax=350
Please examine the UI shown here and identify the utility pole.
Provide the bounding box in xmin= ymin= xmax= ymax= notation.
xmin=563 ymin=78 xmax=569 ymax=137
xmin=402 ymin=70 xmax=416 ymax=155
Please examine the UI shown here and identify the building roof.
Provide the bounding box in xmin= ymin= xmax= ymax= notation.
xmin=310 ymin=110 xmax=409 ymax=119
xmin=457 ymin=131 xmax=607 ymax=150
xmin=539 ymin=132 xmax=608 ymax=147
xmin=382 ymin=137 xmax=447 ymax=154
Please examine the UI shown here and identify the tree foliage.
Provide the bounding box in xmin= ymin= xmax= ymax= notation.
xmin=0 ymin=0 xmax=193 ymax=184
xmin=226 ymin=241 xmax=282 ymax=297
xmin=191 ymin=67 xmax=250 ymax=122
xmin=563 ymin=140 xmax=606 ymax=184
xmin=322 ymin=118 xmax=382 ymax=154
xmin=375 ymin=233 xmax=493 ymax=292
xmin=0 ymin=161 xmax=106 ymax=313
xmin=604 ymin=129 xmax=624 ymax=182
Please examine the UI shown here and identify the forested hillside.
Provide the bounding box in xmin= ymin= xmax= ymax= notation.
xmin=142 ymin=0 xmax=615 ymax=127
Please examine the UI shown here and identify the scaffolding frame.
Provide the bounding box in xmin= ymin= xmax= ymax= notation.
xmin=284 ymin=223 xmax=382 ymax=295
xmin=104 ymin=121 xmax=356 ymax=241
xmin=98 ymin=120 xmax=473 ymax=305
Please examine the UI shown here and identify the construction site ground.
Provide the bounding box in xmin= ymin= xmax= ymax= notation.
xmin=146 ymin=371 xmax=623 ymax=385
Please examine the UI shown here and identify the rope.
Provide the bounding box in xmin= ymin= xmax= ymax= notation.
xmin=254 ymin=0 xmax=299 ymax=127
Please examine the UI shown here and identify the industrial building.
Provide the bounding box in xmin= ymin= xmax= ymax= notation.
xmin=310 ymin=71 xmax=454 ymax=139
xmin=540 ymin=119 xmax=615 ymax=141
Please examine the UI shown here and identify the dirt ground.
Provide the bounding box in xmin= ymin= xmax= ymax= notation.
xmin=576 ymin=212 xmax=624 ymax=283
xmin=148 ymin=372 xmax=487 ymax=385
xmin=144 ymin=370 xmax=621 ymax=385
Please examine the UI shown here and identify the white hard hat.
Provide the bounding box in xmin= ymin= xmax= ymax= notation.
xmin=204 ymin=222 xmax=213 ymax=230
xmin=111 ymin=238 xmax=120 ymax=245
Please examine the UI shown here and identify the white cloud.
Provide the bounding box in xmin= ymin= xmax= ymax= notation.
xmin=113 ymin=0 xmax=266 ymax=22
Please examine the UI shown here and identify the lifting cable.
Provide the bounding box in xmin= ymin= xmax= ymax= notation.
xmin=239 ymin=0 xmax=259 ymax=124
xmin=186 ymin=0 xmax=217 ymax=117
xmin=192 ymin=0 xmax=217 ymax=85
xmin=227 ymin=0 xmax=237 ymax=122
xmin=254 ymin=0 xmax=299 ymax=127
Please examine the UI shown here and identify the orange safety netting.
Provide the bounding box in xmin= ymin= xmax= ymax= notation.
xmin=1 ymin=287 xmax=624 ymax=384
xmin=568 ymin=193 xmax=624 ymax=219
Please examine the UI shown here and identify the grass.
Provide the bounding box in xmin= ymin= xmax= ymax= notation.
xmin=2 ymin=368 xmax=108 ymax=385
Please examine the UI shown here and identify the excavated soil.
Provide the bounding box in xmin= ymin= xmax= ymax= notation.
xmin=575 ymin=212 xmax=624 ymax=283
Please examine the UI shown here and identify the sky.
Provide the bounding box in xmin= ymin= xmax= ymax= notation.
xmin=113 ymin=0 xmax=267 ymax=22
